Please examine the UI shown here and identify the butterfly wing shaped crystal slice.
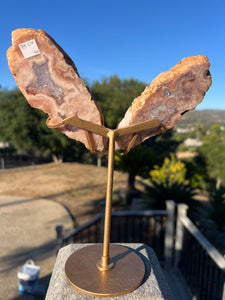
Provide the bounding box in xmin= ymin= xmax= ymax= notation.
xmin=116 ymin=55 xmax=212 ymax=151
xmin=7 ymin=28 xmax=106 ymax=152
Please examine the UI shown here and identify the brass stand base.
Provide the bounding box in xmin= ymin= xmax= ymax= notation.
xmin=65 ymin=244 xmax=145 ymax=297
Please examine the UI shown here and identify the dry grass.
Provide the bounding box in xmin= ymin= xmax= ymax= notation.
xmin=0 ymin=162 xmax=128 ymax=225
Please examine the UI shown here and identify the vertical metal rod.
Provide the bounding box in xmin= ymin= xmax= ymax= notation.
xmin=98 ymin=130 xmax=116 ymax=270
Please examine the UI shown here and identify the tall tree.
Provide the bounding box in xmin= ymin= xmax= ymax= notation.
xmin=115 ymin=145 xmax=159 ymax=192
xmin=91 ymin=75 xmax=146 ymax=128
xmin=199 ymin=124 xmax=225 ymax=189
xmin=0 ymin=88 xmax=44 ymax=150
xmin=0 ymin=88 xmax=86 ymax=161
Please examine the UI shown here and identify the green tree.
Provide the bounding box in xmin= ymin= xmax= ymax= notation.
xmin=0 ymin=88 xmax=44 ymax=151
xmin=91 ymin=75 xmax=146 ymax=128
xmin=145 ymin=129 xmax=179 ymax=165
xmin=199 ymin=124 xmax=225 ymax=189
xmin=115 ymin=145 xmax=159 ymax=192
xmin=0 ymin=88 xmax=85 ymax=161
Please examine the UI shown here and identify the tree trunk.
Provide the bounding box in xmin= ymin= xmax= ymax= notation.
xmin=128 ymin=173 xmax=136 ymax=192
xmin=97 ymin=154 xmax=102 ymax=167
xmin=126 ymin=173 xmax=141 ymax=206
xmin=52 ymin=154 xmax=63 ymax=163
xmin=216 ymin=177 xmax=222 ymax=190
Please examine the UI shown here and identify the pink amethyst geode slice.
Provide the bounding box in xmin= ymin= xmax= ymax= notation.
xmin=7 ymin=28 xmax=106 ymax=152
xmin=116 ymin=55 xmax=212 ymax=150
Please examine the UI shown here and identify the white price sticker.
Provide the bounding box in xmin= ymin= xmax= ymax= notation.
xmin=19 ymin=39 xmax=40 ymax=59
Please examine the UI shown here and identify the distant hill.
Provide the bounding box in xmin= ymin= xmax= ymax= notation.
xmin=175 ymin=109 xmax=225 ymax=129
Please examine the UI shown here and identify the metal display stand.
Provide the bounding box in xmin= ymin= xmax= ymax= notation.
xmin=47 ymin=116 xmax=165 ymax=297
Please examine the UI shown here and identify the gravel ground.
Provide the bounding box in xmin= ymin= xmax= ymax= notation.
xmin=0 ymin=195 xmax=73 ymax=300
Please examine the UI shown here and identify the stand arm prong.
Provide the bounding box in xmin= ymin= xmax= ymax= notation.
xmin=115 ymin=119 xmax=162 ymax=137
xmin=47 ymin=116 xmax=166 ymax=139
xmin=123 ymin=134 xmax=138 ymax=155
xmin=47 ymin=116 xmax=110 ymax=137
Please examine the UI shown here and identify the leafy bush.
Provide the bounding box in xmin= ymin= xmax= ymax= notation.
xmin=146 ymin=154 xmax=196 ymax=208
xmin=145 ymin=180 xmax=196 ymax=209
xmin=150 ymin=154 xmax=189 ymax=185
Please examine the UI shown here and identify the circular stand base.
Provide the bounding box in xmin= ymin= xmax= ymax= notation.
xmin=65 ymin=244 xmax=145 ymax=297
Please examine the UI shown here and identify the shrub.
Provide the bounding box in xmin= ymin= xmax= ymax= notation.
xmin=150 ymin=154 xmax=189 ymax=186
xmin=145 ymin=180 xmax=196 ymax=209
xmin=146 ymin=154 xmax=196 ymax=208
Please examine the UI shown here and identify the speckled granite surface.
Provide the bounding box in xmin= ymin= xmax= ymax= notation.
xmin=46 ymin=243 xmax=173 ymax=299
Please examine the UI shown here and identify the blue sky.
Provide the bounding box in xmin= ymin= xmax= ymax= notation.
xmin=0 ymin=0 xmax=224 ymax=110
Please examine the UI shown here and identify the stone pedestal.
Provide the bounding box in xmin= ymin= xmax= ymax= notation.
xmin=46 ymin=243 xmax=173 ymax=299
